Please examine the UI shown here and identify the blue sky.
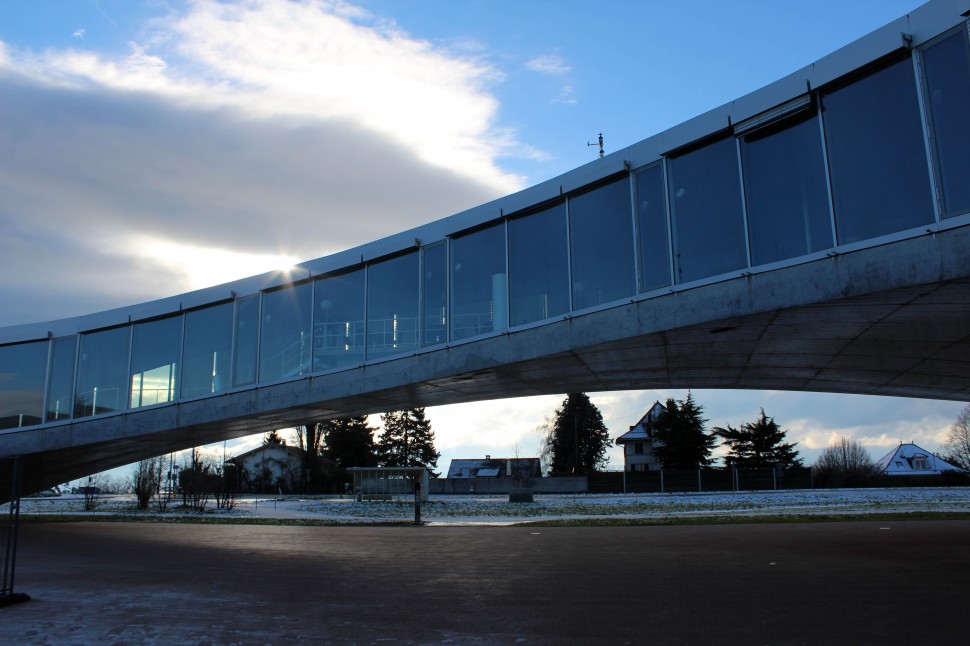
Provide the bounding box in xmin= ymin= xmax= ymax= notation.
xmin=1 ymin=0 xmax=963 ymax=475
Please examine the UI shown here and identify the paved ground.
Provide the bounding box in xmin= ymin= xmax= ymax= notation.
xmin=2 ymin=520 xmax=968 ymax=645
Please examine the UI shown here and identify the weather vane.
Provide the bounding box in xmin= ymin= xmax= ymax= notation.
xmin=587 ymin=133 xmax=604 ymax=158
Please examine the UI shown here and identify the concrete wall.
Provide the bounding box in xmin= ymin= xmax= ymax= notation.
xmin=429 ymin=476 xmax=588 ymax=495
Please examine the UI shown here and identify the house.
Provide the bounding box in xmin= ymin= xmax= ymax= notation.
xmin=615 ymin=401 xmax=665 ymax=472
xmin=874 ymin=442 xmax=967 ymax=476
xmin=231 ymin=441 xmax=306 ymax=492
xmin=447 ymin=457 xmax=542 ymax=479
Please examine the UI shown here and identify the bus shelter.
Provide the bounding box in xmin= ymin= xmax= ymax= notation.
xmin=348 ymin=467 xmax=429 ymax=502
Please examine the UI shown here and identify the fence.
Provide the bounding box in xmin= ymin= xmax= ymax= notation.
xmin=1 ymin=456 xmax=30 ymax=606
xmin=587 ymin=467 xmax=814 ymax=494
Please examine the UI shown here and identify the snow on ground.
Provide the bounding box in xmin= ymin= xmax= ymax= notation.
xmin=14 ymin=487 xmax=970 ymax=525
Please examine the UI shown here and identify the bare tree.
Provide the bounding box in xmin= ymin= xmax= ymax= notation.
xmin=132 ymin=457 xmax=163 ymax=510
xmin=813 ymin=437 xmax=878 ymax=487
xmin=942 ymin=404 xmax=970 ymax=470
xmin=80 ymin=474 xmax=105 ymax=511
xmin=292 ymin=422 xmax=324 ymax=493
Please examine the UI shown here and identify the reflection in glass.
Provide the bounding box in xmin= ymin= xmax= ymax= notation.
xmin=182 ymin=303 xmax=233 ymax=398
xmin=233 ymin=296 xmax=259 ymax=387
xmin=668 ymin=137 xmax=747 ymax=283
xmin=422 ymin=243 xmax=447 ymax=346
xmin=922 ymin=31 xmax=970 ymax=217
xmin=509 ymin=202 xmax=569 ymax=326
xmin=635 ymin=164 xmax=671 ymax=291
xmin=569 ymin=178 xmax=636 ymax=309
xmin=368 ymin=253 xmax=419 ymax=360
xmin=130 ymin=316 xmax=181 ymax=408
xmin=451 ymin=224 xmax=506 ymax=341
xmin=0 ymin=341 xmax=47 ymax=429
xmin=822 ymin=56 xmax=934 ymax=244
xmin=259 ymin=283 xmax=313 ymax=382
xmin=46 ymin=336 xmax=76 ymax=422
xmin=313 ymin=269 xmax=365 ymax=371
xmin=741 ymin=111 xmax=833 ymax=265
xmin=75 ymin=326 xmax=130 ymax=417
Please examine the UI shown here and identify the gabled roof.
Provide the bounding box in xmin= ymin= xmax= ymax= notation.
xmin=616 ymin=401 xmax=664 ymax=444
xmin=232 ymin=442 xmax=305 ymax=463
xmin=874 ymin=443 xmax=967 ymax=475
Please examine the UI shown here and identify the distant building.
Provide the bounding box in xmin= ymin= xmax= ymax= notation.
xmin=447 ymin=457 xmax=542 ymax=479
xmin=874 ymin=443 xmax=967 ymax=476
xmin=615 ymin=401 xmax=665 ymax=472
xmin=231 ymin=442 xmax=305 ymax=492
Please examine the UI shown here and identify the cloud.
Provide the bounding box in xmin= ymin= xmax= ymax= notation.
xmin=554 ymin=84 xmax=577 ymax=105
xmin=525 ymin=53 xmax=570 ymax=76
xmin=73 ymin=29 xmax=86 ymax=40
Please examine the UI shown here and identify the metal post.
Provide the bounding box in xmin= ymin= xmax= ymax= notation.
xmin=1 ymin=456 xmax=30 ymax=606
xmin=622 ymin=468 xmax=627 ymax=494
xmin=660 ymin=469 xmax=664 ymax=494
xmin=413 ymin=479 xmax=422 ymax=526
xmin=697 ymin=468 xmax=702 ymax=493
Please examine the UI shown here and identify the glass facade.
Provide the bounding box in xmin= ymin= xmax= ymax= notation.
xmin=259 ymin=283 xmax=312 ymax=382
xmin=451 ymin=224 xmax=506 ymax=341
xmin=508 ymin=202 xmax=569 ymax=326
xmin=182 ymin=302 xmax=233 ymax=398
xmin=636 ymin=164 xmax=671 ymax=292
xmin=45 ymin=336 xmax=76 ymax=422
xmin=130 ymin=316 xmax=181 ymax=408
xmin=569 ymin=178 xmax=636 ymax=309
xmin=921 ymin=30 xmax=970 ymax=217
xmin=233 ymin=296 xmax=259 ymax=387
xmin=668 ymin=137 xmax=747 ymax=283
xmin=422 ymin=243 xmax=447 ymax=346
xmin=822 ymin=57 xmax=935 ymax=244
xmin=367 ymin=253 xmax=419 ymax=360
xmin=313 ymin=269 xmax=365 ymax=371
xmin=0 ymin=341 xmax=47 ymax=429
xmin=741 ymin=111 xmax=833 ymax=265
xmin=75 ymin=326 xmax=130 ymax=418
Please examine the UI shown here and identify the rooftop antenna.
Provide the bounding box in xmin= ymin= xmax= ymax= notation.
xmin=587 ymin=132 xmax=604 ymax=158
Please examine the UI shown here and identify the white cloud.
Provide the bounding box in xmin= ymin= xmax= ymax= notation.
xmin=73 ymin=29 xmax=86 ymax=40
xmin=554 ymin=84 xmax=577 ymax=105
xmin=525 ymin=53 xmax=570 ymax=76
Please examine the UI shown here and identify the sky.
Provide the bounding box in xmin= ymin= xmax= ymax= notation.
xmin=1 ymin=0 xmax=965 ymax=476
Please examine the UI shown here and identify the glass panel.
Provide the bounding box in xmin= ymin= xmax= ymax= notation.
xmin=635 ymin=164 xmax=671 ymax=291
xmin=822 ymin=56 xmax=934 ymax=244
xmin=922 ymin=31 xmax=970 ymax=217
xmin=182 ymin=303 xmax=233 ymax=398
xmin=422 ymin=243 xmax=447 ymax=346
xmin=46 ymin=335 xmax=76 ymax=422
xmin=313 ymin=269 xmax=365 ymax=371
xmin=259 ymin=283 xmax=312 ymax=382
xmin=741 ymin=111 xmax=833 ymax=265
xmin=0 ymin=341 xmax=47 ymax=429
xmin=233 ymin=296 xmax=259 ymax=387
xmin=668 ymin=137 xmax=747 ymax=283
xmin=367 ymin=253 xmax=419 ymax=360
xmin=450 ymin=224 xmax=506 ymax=341
xmin=509 ymin=202 xmax=569 ymax=326
xmin=569 ymin=178 xmax=636 ymax=309
xmin=130 ymin=316 xmax=181 ymax=408
xmin=75 ymin=326 xmax=130 ymax=417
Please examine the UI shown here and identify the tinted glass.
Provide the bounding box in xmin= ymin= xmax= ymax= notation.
xmin=76 ymin=326 xmax=130 ymax=417
xmin=422 ymin=243 xmax=447 ymax=346
xmin=313 ymin=269 xmax=365 ymax=371
xmin=922 ymin=31 xmax=970 ymax=217
xmin=569 ymin=178 xmax=636 ymax=309
xmin=0 ymin=341 xmax=47 ymax=429
xmin=182 ymin=302 xmax=233 ymax=398
xmin=233 ymin=296 xmax=259 ymax=387
xmin=822 ymin=57 xmax=934 ymax=243
xmin=451 ymin=224 xmax=506 ymax=341
xmin=635 ymin=164 xmax=671 ymax=291
xmin=130 ymin=316 xmax=181 ymax=408
xmin=368 ymin=253 xmax=419 ymax=360
xmin=509 ymin=202 xmax=569 ymax=326
xmin=668 ymin=137 xmax=747 ymax=283
xmin=741 ymin=111 xmax=833 ymax=264
xmin=259 ymin=283 xmax=312 ymax=382
xmin=46 ymin=335 xmax=76 ymax=422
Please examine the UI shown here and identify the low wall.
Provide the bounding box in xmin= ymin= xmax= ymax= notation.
xmin=429 ymin=476 xmax=588 ymax=495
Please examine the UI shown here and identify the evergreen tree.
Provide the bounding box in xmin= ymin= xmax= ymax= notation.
xmin=714 ymin=409 xmax=802 ymax=469
xmin=263 ymin=430 xmax=283 ymax=445
xmin=651 ymin=393 xmax=718 ymax=469
xmin=376 ymin=408 xmax=440 ymax=476
xmin=546 ymin=393 xmax=612 ymax=475
xmin=323 ymin=416 xmax=378 ymax=471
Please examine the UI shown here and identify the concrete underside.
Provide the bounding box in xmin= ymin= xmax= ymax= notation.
xmin=3 ymin=224 xmax=970 ymax=495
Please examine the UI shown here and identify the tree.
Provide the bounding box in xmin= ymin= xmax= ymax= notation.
xmin=813 ymin=437 xmax=877 ymax=487
xmin=292 ymin=422 xmax=325 ymax=493
xmin=263 ymin=430 xmax=283 ymax=445
xmin=942 ymin=404 xmax=970 ymax=470
xmin=131 ymin=456 xmax=164 ymax=510
xmin=651 ymin=393 xmax=718 ymax=469
xmin=376 ymin=408 xmax=440 ymax=476
xmin=322 ymin=416 xmax=378 ymax=471
xmin=545 ymin=393 xmax=611 ymax=476
xmin=714 ymin=409 xmax=802 ymax=469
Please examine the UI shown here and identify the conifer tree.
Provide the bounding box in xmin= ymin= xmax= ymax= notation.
xmin=546 ymin=393 xmax=611 ymax=475
xmin=651 ymin=393 xmax=718 ymax=469
xmin=714 ymin=409 xmax=802 ymax=469
xmin=376 ymin=408 xmax=440 ymax=476
xmin=323 ymin=416 xmax=378 ymax=470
